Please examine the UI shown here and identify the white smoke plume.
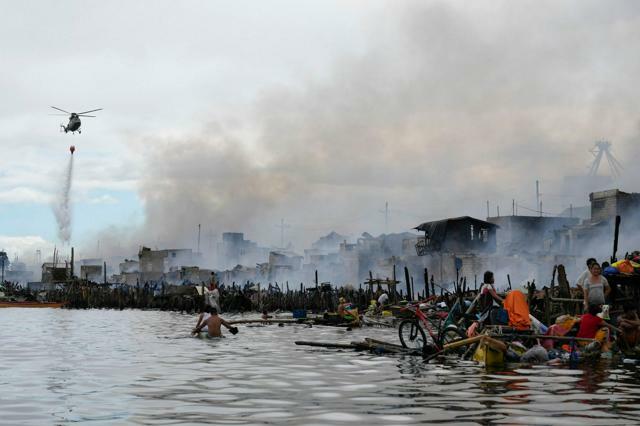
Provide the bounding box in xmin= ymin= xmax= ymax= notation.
xmin=52 ymin=153 xmax=74 ymax=243
xmin=84 ymin=1 xmax=640 ymax=265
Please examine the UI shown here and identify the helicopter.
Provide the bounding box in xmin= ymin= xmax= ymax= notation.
xmin=50 ymin=106 xmax=102 ymax=134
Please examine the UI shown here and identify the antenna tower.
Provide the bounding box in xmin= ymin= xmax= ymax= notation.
xmin=588 ymin=140 xmax=623 ymax=179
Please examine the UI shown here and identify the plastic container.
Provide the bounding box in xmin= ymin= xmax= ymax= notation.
xmin=292 ymin=309 xmax=307 ymax=319
xmin=529 ymin=314 xmax=548 ymax=334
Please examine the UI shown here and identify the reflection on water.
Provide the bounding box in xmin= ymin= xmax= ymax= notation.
xmin=1 ymin=309 xmax=639 ymax=425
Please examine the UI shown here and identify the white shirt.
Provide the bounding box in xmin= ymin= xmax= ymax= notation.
xmin=200 ymin=312 xmax=211 ymax=332
xmin=207 ymin=289 xmax=220 ymax=309
xmin=576 ymin=269 xmax=590 ymax=288
xmin=377 ymin=293 xmax=389 ymax=305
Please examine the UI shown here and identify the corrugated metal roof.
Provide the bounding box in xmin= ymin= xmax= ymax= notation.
xmin=414 ymin=216 xmax=498 ymax=233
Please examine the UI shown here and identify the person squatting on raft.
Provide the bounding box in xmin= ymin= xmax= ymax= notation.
xmin=193 ymin=307 xmax=238 ymax=337
xmin=576 ymin=304 xmax=620 ymax=349
xmin=582 ymin=262 xmax=611 ymax=311
xmin=618 ymin=303 xmax=640 ymax=349
xmin=337 ymin=297 xmax=359 ymax=323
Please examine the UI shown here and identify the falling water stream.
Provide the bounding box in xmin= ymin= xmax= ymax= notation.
xmin=51 ymin=153 xmax=74 ymax=243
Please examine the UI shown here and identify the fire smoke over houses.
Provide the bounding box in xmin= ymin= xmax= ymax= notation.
xmin=121 ymin=1 xmax=640 ymax=259
xmin=2 ymin=2 xmax=639 ymax=285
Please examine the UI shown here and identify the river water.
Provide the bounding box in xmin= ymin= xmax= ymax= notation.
xmin=1 ymin=309 xmax=640 ymax=425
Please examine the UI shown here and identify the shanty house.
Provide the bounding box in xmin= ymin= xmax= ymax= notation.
xmin=414 ymin=216 xmax=498 ymax=255
xmin=41 ymin=263 xmax=70 ymax=283
xmin=268 ymin=250 xmax=303 ymax=281
xmin=80 ymin=264 xmax=103 ymax=282
xmin=138 ymin=247 xmax=195 ymax=283
xmin=590 ymin=189 xmax=640 ymax=223
xmin=487 ymin=215 xmax=579 ymax=255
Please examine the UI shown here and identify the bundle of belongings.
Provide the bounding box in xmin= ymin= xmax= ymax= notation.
xmin=466 ymin=290 xmax=617 ymax=366
xmin=603 ymin=255 xmax=640 ymax=276
xmin=503 ymin=290 xmax=531 ymax=331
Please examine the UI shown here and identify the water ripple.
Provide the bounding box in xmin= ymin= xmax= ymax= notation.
xmin=1 ymin=308 xmax=639 ymax=425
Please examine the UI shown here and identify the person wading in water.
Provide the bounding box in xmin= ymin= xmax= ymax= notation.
xmin=193 ymin=307 xmax=238 ymax=337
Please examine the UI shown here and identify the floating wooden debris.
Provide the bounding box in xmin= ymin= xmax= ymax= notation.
xmin=295 ymin=338 xmax=423 ymax=356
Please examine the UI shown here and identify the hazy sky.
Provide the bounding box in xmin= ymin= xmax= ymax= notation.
xmin=1 ymin=0 xmax=639 ymax=263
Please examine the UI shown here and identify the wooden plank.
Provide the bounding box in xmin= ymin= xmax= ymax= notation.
xmin=295 ymin=341 xmax=357 ymax=349
xmin=228 ymin=318 xmax=303 ymax=325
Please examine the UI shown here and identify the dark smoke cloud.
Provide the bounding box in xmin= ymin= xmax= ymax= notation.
xmin=92 ymin=1 xmax=640 ymax=262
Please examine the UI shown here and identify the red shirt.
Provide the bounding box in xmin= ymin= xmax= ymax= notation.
xmin=577 ymin=313 xmax=603 ymax=339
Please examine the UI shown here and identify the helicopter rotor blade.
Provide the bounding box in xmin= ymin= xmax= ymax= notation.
xmin=48 ymin=113 xmax=68 ymax=116
xmin=77 ymin=108 xmax=102 ymax=115
xmin=51 ymin=106 xmax=71 ymax=114
xmin=77 ymin=115 xmax=96 ymax=117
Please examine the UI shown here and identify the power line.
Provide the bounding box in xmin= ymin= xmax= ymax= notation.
xmin=515 ymin=202 xmax=562 ymax=216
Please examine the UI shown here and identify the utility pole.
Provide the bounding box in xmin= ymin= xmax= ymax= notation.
xmin=0 ymin=251 xmax=6 ymax=283
xmin=536 ymin=180 xmax=540 ymax=217
xmin=197 ymin=224 xmax=201 ymax=254
xmin=276 ymin=218 xmax=290 ymax=249
xmin=486 ymin=200 xmax=490 ymax=219
xmin=378 ymin=202 xmax=390 ymax=234
xmin=385 ymin=201 xmax=389 ymax=234
xmin=70 ymin=247 xmax=74 ymax=278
